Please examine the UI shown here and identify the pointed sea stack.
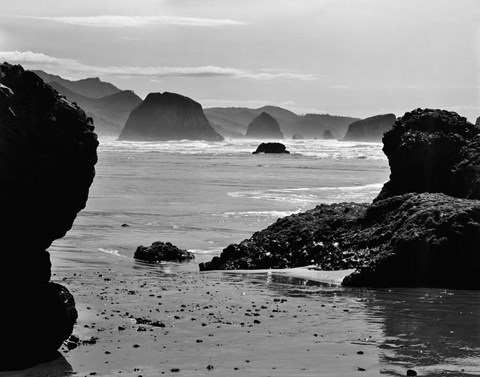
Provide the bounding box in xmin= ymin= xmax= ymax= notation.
xmin=0 ymin=63 xmax=98 ymax=368
xmin=118 ymin=92 xmax=223 ymax=141
xmin=245 ymin=112 xmax=284 ymax=139
xmin=343 ymin=114 xmax=396 ymax=142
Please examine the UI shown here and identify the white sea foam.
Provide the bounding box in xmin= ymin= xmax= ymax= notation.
xmin=98 ymin=136 xmax=386 ymax=161
xmin=228 ymin=183 xmax=383 ymax=205
xmin=216 ymin=210 xmax=301 ymax=218
xmin=98 ymin=248 xmax=125 ymax=258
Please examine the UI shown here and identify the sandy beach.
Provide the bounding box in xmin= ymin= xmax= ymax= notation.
xmin=10 ymin=250 xmax=386 ymax=377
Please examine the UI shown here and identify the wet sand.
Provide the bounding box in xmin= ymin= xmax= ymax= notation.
xmin=4 ymin=249 xmax=479 ymax=377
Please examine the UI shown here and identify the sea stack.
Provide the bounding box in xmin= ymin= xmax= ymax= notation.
xmin=245 ymin=112 xmax=284 ymax=139
xmin=323 ymin=130 xmax=334 ymax=140
xmin=343 ymin=114 xmax=396 ymax=142
xmin=0 ymin=63 xmax=98 ymax=367
xmin=118 ymin=92 xmax=223 ymax=141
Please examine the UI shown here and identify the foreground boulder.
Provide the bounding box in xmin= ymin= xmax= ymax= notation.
xmin=0 ymin=62 xmax=98 ymax=366
xmin=201 ymin=109 xmax=480 ymax=289
xmin=200 ymin=192 xmax=480 ymax=288
xmin=134 ymin=241 xmax=195 ymax=263
xmin=118 ymin=92 xmax=223 ymax=141
xmin=343 ymin=113 xmax=396 ymax=142
xmin=252 ymin=142 xmax=290 ymax=154
xmin=246 ymin=112 xmax=284 ymax=139
xmin=377 ymin=108 xmax=479 ymax=200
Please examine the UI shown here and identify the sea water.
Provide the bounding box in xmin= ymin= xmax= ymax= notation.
xmin=47 ymin=137 xmax=480 ymax=375
xmin=51 ymin=137 xmax=388 ymax=267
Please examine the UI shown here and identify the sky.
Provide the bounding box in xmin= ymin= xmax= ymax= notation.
xmin=0 ymin=0 xmax=479 ymax=121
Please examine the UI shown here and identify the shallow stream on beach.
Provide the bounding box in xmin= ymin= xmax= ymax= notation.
xmin=6 ymin=137 xmax=480 ymax=376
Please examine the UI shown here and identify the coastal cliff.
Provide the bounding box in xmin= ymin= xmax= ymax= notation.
xmin=200 ymin=109 xmax=480 ymax=289
xmin=0 ymin=63 xmax=98 ymax=367
xmin=118 ymin=92 xmax=223 ymax=141
xmin=343 ymin=113 xmax=396 ymax=142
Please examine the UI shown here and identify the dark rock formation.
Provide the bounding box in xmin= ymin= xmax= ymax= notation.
xmin=245 ymin=112 xmax=284 ymax=139
xmin=292 ymin=133 xmax=304 ymax=140
xmin=118 ymin=92 xmax=223 ymax=141
xmin=33 ymin=70 xmax=122 ymax=98
xmin=134 ymin=241 xmax=195 ymax=263
xmin=252 ymin=142 xmax=290 ymax=154
xmin=476 ymin=117 xmax=480 ymax=126
xmin=343 ymin=193 xmax=480 ymax=288
xmin=0 ymin=62 xmax=98 ymax=366
xmin=200 ymin=192 xmax=480 ymax=288
xmin=200 ymin=108 xmax=480 ymax=289
xmin=323 ymin=130 xmax=334 ymax=140
xmin=343 ymin=114 xmax=396 ymax=142
xmin=376 ymin=108 xmax=479 ymax=200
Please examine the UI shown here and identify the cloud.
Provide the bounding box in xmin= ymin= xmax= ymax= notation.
xmin=0 ymin=51 xmax=318 ymax=81
xmin=0 ymin=50 xmax=75 ymax=66
xmin=94 ymin=65 xmax=317 ymax=81
xmin=27 ymin=15 xmax=246 ymax=27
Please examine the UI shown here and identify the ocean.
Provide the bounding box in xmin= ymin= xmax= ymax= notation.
xmin=51 ymin=137 xmax=388 ymax=268
xmin=44 ymin=137 xmax=480 ymax=376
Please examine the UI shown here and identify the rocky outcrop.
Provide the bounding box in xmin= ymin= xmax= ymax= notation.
xmin=0 ymin=62 xmax=98 ymax=366
xmin=245 ymin=112 xmax=284 ymax=139
xmin=376 ymin=108 xmax=479 ymax=200
xmin=292 ymin=133 xmax=304 ymax=140
xmin=134 ymin=241 xmax=195 ymax=263
xmin=200 ymin=108 xmax=480 ymax=289
xmin=252 ymin=142 xmax=290 ymax=154
xmin=118 ymin=92 xmax=223 ymax=141
xmin=323 ymin=130 xmax=334 ymax=140
xmin=343 ymin=114 xmax=396 ymax=142
xmin=476 ymin=117 xmax=480 ymax=126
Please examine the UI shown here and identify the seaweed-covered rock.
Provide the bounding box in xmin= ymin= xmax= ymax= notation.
xmin=0 ymin=62 xmax=98 ymax=366
xmin=252 ymin=142 xmax=290 ymax=154
xmin=200 ymin=192 xmax=480 ymax=288
xmin=134 ymin=241 xmax=195 ymax=263
xmin=201 ymin=109 xmax=480 ymax=289
xmin=343 ymin=193 xmax=480 ymax=288
xmin=377 ymin=108 xmax=479 ymax=200
xmin=199 ymin=202 xmax=369 ymax=271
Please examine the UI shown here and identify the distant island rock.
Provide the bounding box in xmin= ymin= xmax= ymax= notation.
xmin=252 ymin=142 xmax=290 ymax=154
xmin=343 ymin=114 xmax=396 ymax=142
xmin=0 ymin=63 xmax=98 ymax=366
xmin=200 ymin=108 xmax=480 ymax=289
xmin=245 ymin=112 xmax=284 ymax=139
xmin=118 ymin=92 xmax=223 ymax=141
xmin=134 ymin=241 xmax=194 ymax=263
xmin=323 ymin=130 xmax=334 ymax=140
xmin=292 ymin=133 xmax=304 ymax=140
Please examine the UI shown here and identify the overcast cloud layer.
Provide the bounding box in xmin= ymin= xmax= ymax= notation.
xmin=0 ymin=0 xmax=479 ymax=120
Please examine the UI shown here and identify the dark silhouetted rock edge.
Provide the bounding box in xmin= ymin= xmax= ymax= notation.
xmin=200 ymin=108 xmax=480 ymax=289
xmin=134 ymin=241 xmax=195 ymax=263
xmin=0 ymin=62 xmax=98 ymax=366
xmin=252 ymin=142 xmax=290 ymax=154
